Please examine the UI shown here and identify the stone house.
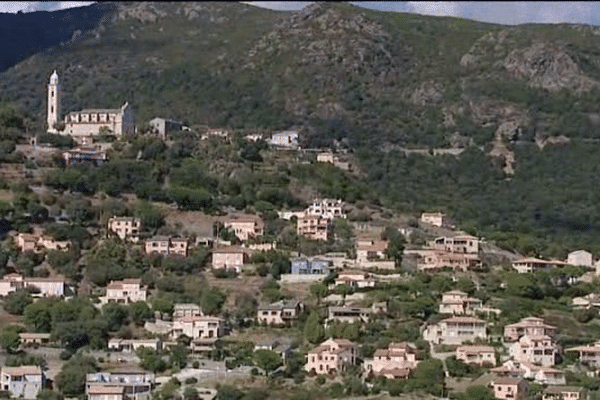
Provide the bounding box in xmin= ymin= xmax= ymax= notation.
xmin=107 ymin=217 xmax=141 ymax=242
xmin=1 ymin=366 xmax=45 ymax=399
xmin=257 ymin=300 xmax=304 ymax=325
xmin=423 ymin=316 xmax=488 ymax=345
xmin=304 ymin=338 xmax=357 ymax=375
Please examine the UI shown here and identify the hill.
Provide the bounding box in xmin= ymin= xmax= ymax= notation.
xmin=2 ymin=2 xmax=600 ymax=256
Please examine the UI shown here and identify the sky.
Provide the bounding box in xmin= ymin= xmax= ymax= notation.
xmin=1 ymin=1 xmax=600 ymax=27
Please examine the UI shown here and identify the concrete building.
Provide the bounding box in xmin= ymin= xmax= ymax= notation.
xmin=63 ymin=145 xmax=108 ymax=166
xmin=86 ymin=371 xmax=154 ymax=400
xmin=1 ymin=366 xmax=45 ymax=399
xmin=291 ymin=257 xmax=331 ymax=275
xmin=108 ymin=217 xmax=141 ymax=242
xmin=100 ymin=279 xmax=147 ymax=305
xmin=420 ymin=212 xmax=449 ymax=228
xmin=490 ymin=378 xmax=529 ymax=400
xmin=567 ymin=250 xmax=593 ymax=267
xmin=504 ymin=317 xmax=557 ymax=342
xmin=145 ymin=236 xmax=188 ymax=257
xmin=368 ymin=343 xmax=419 ymax=379
xmin=257 ymin=300 xmax=304 ymax=325
xmin=356 ymin=240 xmax=388 ymax=264
xmin=306 ymin=199 xmax=345 ymax=220
xmin=170 ymin=316 xmax=225 ymax=340
xmin=173 ymin=303 xmax=202 ymax=319
xmin=456 ymin=345 xmax=496 ymax=366
xmin=423 ymin=316 xmax=488 ymax=345
xmin=148 ymin=118 xmax=185 ymax=139
xmin=439 ymin=290 xmax=483 ymax=315
xmin=0 ymin=274 xmax=67 ymax=298
xmin=509 ymin=335 xmax=559 ymax=367
xmin=108 ymin=338 xmax=162 ymax=353
xmin=304 ymin=338 xmax=357 ymax=375
xmin=222 ymin=218 xmax=264 ymax=242
xmin=211 ymin=247 xmax=248 ymax=272
xmin=432 ymin=236 xmax=479 ymax=254
xmin=268 ymin=130 xmax=298 ymax=148
xmin=297 ymin=215 xmax=331 ymax=240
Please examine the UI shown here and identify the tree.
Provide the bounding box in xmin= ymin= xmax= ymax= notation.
xmin=304 ymin=311 xmax=325 ymax=344
xmin=253 ymin=349 xmax=283 ymax=376
xmin=37 ymin=390 xmax=63 ymax=400
xmin=3 ymin=290 xmax=34 ymax=315
xmin=102 ymin=303 xmax=129 ymax=331
xmin=129 ymin=301 xmax=153 ymax=325
xmin=333 ymin=284 xmax=352 ymax=304
xmin=200 ymin=288 xmax=226 ymax=315
xmin=383 ymin=227 xmax=406 ymax=268
xmin=0 ymin=325 xmax=23 ymax=353
xmin=310 ymin=283 xmax=328 ymax=304
xmin=24 ymin=299 xmax=55 ymax=332
xmin=54 ymin=355 xmax=98 ymax=397
xmin=183 ymin=387 xmax=199 ymax=400
xmin=456 ymin=385 xmax=495 ymax=400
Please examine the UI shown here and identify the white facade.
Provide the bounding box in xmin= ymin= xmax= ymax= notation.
xmin=509 ymin=335 xmax=559 ymax=367
xmin=306 ymin=199 xmax=345 ymax=220
xmin=268 ymin=131 xmax=299 ymax=148
xmin=567 ymin=250 xmax=593 ymax=267
xmin=423 ymin=316 xmax=487 ymax=345
xmin=0 ymin=274 xmax=66 ymax=298
xmin=47 ymin=70 xmax=61 ymax=133
xmin=108 ymin=217 xmax=141 ymax=242
xmin=1 ymin=366 xmax=44 ymax=400
xmin=101 ymin=279 xmax=147 ymax=305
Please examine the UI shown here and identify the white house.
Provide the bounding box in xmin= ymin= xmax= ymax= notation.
xmin=567 ymin=250 xmax=593 ymax=267
xmin=100 ymin=279 xmax=147 ymax=305
xmin=1 ymin=366 xmax=45 ymax=399
xmin=423 ymin=316 xmax=487 ymax=345
xmin=268 ymin=130 xmax=299 ymax=148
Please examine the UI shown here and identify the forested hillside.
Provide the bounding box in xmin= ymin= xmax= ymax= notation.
xmin=2 ymin=2 xmax=600 ymax=256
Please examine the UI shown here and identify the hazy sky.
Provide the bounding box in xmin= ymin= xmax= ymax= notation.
xmin=1 ymin=1 xmax=599 ymax=27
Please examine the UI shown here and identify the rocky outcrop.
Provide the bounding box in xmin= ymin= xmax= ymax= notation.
xmin=504 ymin=42 xmax=598 ymax=92
xmin=411 ymin=81 xmax=444 ymax=106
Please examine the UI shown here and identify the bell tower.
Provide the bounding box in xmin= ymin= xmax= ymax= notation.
xmin=47 ymin=70 xmax=61 ymax=133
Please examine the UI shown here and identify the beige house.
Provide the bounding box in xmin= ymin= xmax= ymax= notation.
xmin=108 ymin=338 xmax=162 ymax=353
xmin=145 ymin=236 xmax=188 ymax=257
xmin=297 ymin=215 xmax=331 ymax=241
xmin=491 ymin=378 xmax=529 ymax=400
xmin=108 ymin=217 xmax=141 ymax=242
xmin=456 ymin=345 xmax=496 ymax=366
xmin=0 ymin=274 xmax=67 ymax=298
xmin=368 ymin=343 xmax=419 ymax=379
xmin=420 ymin=212 xmax=449 ymax=227
xmin=100 ymin=279 xmax=147 ymax=305
xmin=566 ymin=340 xmax=600 ymax=368
xmin=222 ymin=218 xmax=264 ymax=242
xmin=504 ymin=317 xmax=557 ymax=342
xmin=356 ymin=240 xmax=388 ymax=263
xmin=512 ymin=258 xmax=566 ymax=273
xmin=19 ymin=333 xmax=51 ymax=346
xmin=305 ymin=338 xmax=357 ymax=375
xmin=211 ymin=247 xmax=248 ymax=272
xmin=543 ymin=386 xmax=585 ymax=400
xmin=87 ymin=385 xmax=125 ymax=400
xmin=257 ymin=300 xmax=304 ymax=325
xmin=433 ymin=236 xmax=479 ymax=254
xmin=418 ymin=251 xmax=481 ymax=272
xmin=16 ymin=233 xmax=70 ymax=253
xmin=509 ymin=335 xmax=559 ymax=367
xmin=423 ymin=316 xmax=487 ymax=345
xmin=334 ymin=271 xmax=378 ymax=289
xmin=439 ymin=290 xmax=483 ymax=315
xmin=170 ymin=316 xmax=225 ymax=340
xmin=1 ymin=366 xmax=45 ymax=400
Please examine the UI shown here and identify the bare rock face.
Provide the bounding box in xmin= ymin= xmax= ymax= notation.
xmin=117 ymin=3 xmax=168 ymax=23
xmin=504 ymin=42 xmax=598 ymax=92
xmin=410 ymin=81 xmax=444 ymax=106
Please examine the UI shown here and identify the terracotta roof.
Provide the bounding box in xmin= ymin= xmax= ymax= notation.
xmin=457 ymin=345 xmax=495 ymax=354
xmin=357 ymin=240 xmax=388 ymax=252
xmin=492 ymin=377 xmax=525 ymax=385
xmin=544 ymin=386 xmax=584 ymax=394
xmin=1 ymin=366 xmax=42 ymax=375
xmin=212 ymin=246 xmax=246 ymax=254
xmin=443 ymin=316 xmax=486 ymax=324
xmin=378 ymin=367 xmax=410 ymax=378
xmin=566 ymin=345 xmax=600 ymax=353
xmin=88 ymin=385 xmax=126 ymax=395
xmin=444 ymin=290 xmax=468 ymax=295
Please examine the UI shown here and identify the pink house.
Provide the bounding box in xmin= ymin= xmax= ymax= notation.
xmin=491 ymin=378 xmax=529 ymax=400
xmin=305 ymin=338 xmax=357 ymax=375
xmin=367 ymin=343 xmax=419 ymax=379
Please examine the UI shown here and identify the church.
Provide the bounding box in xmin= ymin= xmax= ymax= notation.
xmin=46 ymin=70 xmax=135 ymax=140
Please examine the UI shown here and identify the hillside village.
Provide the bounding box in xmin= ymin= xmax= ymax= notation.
xmin=0 ymin=67 xmax=599 ymax=400
xmin=2 ymin=3 xmax=600 ymax=400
